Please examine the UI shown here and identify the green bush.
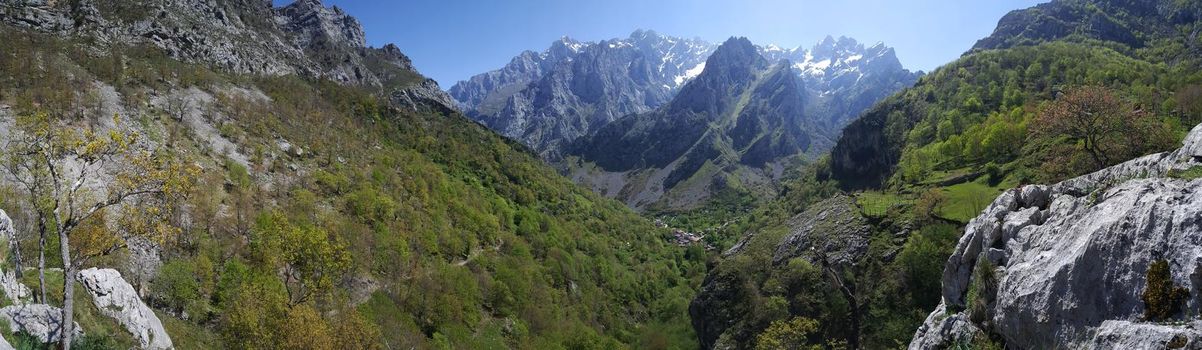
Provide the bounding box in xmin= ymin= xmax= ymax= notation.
xmin=151 ymin=260 xmax=203 ymax=318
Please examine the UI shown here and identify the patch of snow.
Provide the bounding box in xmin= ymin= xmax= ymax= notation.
xmin=811 ymin=59 xmax=832 ymax=70
xmin=674 ymin=62 xmax=707 ymax=86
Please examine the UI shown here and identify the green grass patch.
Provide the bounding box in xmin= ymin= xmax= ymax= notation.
xmin=936 ymin=180 xmax=1007 ymax=223
xmin=857 ymin=191 xmax=908 ymax=218
xmin=1169 ymin=165 xmax=1202 ymax=180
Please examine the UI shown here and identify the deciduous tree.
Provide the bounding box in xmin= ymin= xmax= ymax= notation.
xmin=1032 ymin=85 xmax=1171 ymax=172
xmin=3 ymin=112 xmax=194 ymax=348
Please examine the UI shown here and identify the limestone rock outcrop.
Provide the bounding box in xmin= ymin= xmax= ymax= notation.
xmin=0 ymin=210 xmax=30 ymax=305
xmin=911 ymin=124 xmax=1202 ymax=349
xmin=78 ymin=268 xmax=172 ymax=349
xmin=0 ymin=304 xmax=82 ymax=344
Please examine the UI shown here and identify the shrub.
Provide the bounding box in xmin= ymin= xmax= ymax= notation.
xmin=151 ymin=260 xmax=204 ymax=319
xmin=984 ymin=163 xmax=1003 ymax=186
xmin=1142 ymin=259 xmax=1190 ymax=321
xmin=914 ymin=189 xmax=948 ymax=222
xmin=967 ymin=259 xmax=998 ymax=325
xmin=754 ymin=317 xmax=821 ymax=350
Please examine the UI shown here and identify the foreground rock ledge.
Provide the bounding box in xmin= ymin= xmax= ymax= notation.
xmin=78 ymin=268 xmax=173 ymax=350
xmin=911 ymin=123 xmax=1202 ymax=349
xmin=0 ymin=304 xmax=83 ymax=344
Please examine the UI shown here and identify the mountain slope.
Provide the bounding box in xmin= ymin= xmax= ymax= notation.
xmin=565 ymin=37 xmax=821 ymax=211
xmin=688 ymin=0 xmax=1202 ymax=349
xmin=564 ymin=36 xmax=920 ymax=212
xmin=0 ymin=1 xmax=703 ymax=348
xmin=761 ymin=36 xmax=923 ymax=130
xmin=831 ymin=0 xmax=1202 ymax=189
xmin=450 ymin=30 xmax=716 ymax=159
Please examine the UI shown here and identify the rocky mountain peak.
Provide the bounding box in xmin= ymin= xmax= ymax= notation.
xmin=810 ymin=35 xmax=864 ymax=60
xmin=275 ymin=0 xmax=368 ymax=50
xmin=696 ymin=37 xmax=767 ymax=78
xmin=449 ymin=30 xmax=717 ymax=159
xmin=711 ymin=37 xmax=763 ymax=63
xmin=548 ymin=36 xmax=585 ymax=57
xmin=377 ymin=43 xmax=416 ymax=71
xmin=665 ymin=37 xmax=767 ymax=115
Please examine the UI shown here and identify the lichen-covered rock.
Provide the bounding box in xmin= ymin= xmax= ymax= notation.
xmin=77 ymin=268 xmax=172 ymax=349
xmin=1089 ymin=320 xmax=1202 ymax=349
xmin=0 ymin=304 xmax=82 ymax=344
xmin=912 ymin=123 xmax=1202 ymax=349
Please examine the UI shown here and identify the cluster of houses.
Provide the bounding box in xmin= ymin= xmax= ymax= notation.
xmin=655 ymin=219 xmax=711 ymax=249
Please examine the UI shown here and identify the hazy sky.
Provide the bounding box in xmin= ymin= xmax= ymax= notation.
xmin=281 ymin=0 xmax=1047 ymax=87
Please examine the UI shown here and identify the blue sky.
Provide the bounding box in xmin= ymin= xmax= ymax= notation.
xmin=280 ymin=0 xmax=1047 ymax=87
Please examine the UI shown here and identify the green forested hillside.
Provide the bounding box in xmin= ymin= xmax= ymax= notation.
xmin=690 ymin=0 xmax=1202 ymax=349
xmin=0 ymin=27 xmax=703 ymax=349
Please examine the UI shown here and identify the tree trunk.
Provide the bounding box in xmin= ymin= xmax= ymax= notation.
xmin=58 ymin=230 xmax=74 ymax=350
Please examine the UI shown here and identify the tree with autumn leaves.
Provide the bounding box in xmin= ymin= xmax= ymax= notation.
xmin=3 ymin=111 xmax=197 ymax=349
xmin=1032 ymin=85 xmax=1174 ymax=178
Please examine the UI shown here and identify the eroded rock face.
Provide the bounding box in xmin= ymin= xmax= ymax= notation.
xmin=771 ymin=195 xmax=872 ymax=265
xmin=912 ymin=124 xmax=1202 ymax=349
xmin=0 ymin=304 xmax=82 ymax=344
xmin=0 ymin=0 xmax=456 ymax=111
xmin=77 ymin=268 xmax=172 ymax=349
xmin=691 ymin=195 xmax=872 ymax=349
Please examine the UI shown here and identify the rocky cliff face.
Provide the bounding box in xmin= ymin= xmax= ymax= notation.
xmin=761 ymin=36 xmax=921 ymax=130
xmin=450 ymin=30 xmax=716 ymax=159
xmin=0 ymin=0 xmax=455 ymax=110
xmin=454 ymin=32 xmax=919 ymax=162
xmin=971 ymin=0 xmax=1202 ymax=53
xmin=911 ymin=124 xmax=1202 ymax=349
xmin=566 ymin=37 xmax=819 ymax=210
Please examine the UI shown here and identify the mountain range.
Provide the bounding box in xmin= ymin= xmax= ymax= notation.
xmin=450 ymin=30 xmax=716 ymax=159
xmin=453 ymin=31 xmax=919 ymax=210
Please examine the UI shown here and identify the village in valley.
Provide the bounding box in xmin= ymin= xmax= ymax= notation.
xmin=655 ymin=218 xmax=716 ymax=250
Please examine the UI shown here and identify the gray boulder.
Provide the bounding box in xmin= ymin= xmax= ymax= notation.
xmin=0 ymin=304 xmax=82 ymax=344
xmin=912 ymin=123 xmax=1202 ymax=348
xmin=1089 ymin=320 xmax=1202 ymax=349
xmin=77 ymin=268 xmax=172 ymax=349
xmin=909 ymin=303 xmax=982 ymax=350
